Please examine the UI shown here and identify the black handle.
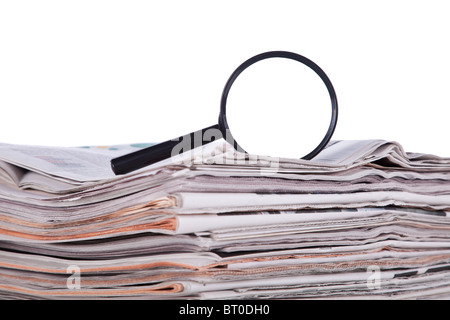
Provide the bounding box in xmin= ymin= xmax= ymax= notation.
xmin=111 ymin=124 xmax=221 ymax=175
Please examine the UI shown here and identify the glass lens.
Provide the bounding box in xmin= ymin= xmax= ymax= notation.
xmin=224 ymin=57 xmax=333 ymax=159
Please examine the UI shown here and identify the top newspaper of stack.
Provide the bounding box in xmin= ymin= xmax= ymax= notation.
xmin=1 ymin=138 xmax=449 ymax=192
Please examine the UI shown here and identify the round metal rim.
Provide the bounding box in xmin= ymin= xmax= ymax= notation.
xmin=218 ymin=50 xmax=338 ymax=160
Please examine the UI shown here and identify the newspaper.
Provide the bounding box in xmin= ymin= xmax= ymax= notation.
xmin=1 ymin=139 xmax=450 ymax=299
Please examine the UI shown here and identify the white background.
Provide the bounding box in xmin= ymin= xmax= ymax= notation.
xmin=1 ymin=0 xmax=449 ymax=157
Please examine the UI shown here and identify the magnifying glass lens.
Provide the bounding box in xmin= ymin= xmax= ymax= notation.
xmin=225 ymin=57 xmax=333 ymax=159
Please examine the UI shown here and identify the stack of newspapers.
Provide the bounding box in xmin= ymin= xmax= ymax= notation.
xmin=1 ymin=139 xmax=450 ymax=299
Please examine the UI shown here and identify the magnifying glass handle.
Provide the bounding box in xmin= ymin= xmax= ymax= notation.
xmin=110 ymin=124 xmax=220 ymax=175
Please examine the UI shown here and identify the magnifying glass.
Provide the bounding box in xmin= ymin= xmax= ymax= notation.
xmin=110 ymin=50 xmax=338 ymax=175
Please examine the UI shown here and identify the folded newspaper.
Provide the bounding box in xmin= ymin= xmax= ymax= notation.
xmin=1 ymin=139 xmax=450 ymax=299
